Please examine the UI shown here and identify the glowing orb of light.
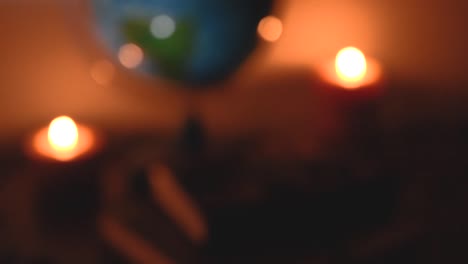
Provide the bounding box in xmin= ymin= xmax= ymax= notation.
xmin=118 ymin=43 xmax=144 ymax=69
xmin=335 ymin=47 xmax=367 ymax=88
xmin=150 ymin=14 xmax=176 ymax=39
xmin=47 ymin=116 xmax=79 ymax=151
xmin=258 ymin=16 xmax=283 ymax=42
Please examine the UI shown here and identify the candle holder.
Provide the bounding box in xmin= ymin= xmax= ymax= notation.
xmin=316 ymin=47 xmax=386 ymax=169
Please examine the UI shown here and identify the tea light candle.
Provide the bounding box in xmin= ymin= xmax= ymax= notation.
xmin=7 ymin=116 xmax=106 ymax=256
xmin=318 ymin=47 xmax=385 ymax=153
xmin=320 ymin=46 xmax=384 ymax=103
xmin=26 ymin=116 xmax=101 ymax=162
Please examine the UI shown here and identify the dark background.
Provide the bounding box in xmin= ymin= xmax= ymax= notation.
xmin=1 ymin=1 xmax=468 ymax=263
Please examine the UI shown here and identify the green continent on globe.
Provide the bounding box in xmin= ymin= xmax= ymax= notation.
xmin=122 ymin=18 xmax=196 ymax=80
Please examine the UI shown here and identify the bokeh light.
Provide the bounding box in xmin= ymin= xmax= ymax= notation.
xmin=335 ymin=47 xmax=367 ymax=88
xmin=118 ymin=43 xmax=144 ymax=69
xmin=48 ymin=116 xmax=79 ymax=151
xmin=258 ymin=16 xmax=283 ymax=42
xmin=30 ymin=117 xmax=97 ymax=162
xmin=150 ymin=14 xmax=176 ymax=39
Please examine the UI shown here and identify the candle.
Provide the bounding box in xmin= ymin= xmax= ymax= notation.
xmin=26 ymin=116 xmax=100 ymax=162
xmin=320 ymin=46 xmax=384 ymax=102
xmin=318 ymin=47 xmax=385 ymax=156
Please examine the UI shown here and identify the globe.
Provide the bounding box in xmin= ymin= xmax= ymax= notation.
xmin=91 ymin=0 xmax=275 ymax=85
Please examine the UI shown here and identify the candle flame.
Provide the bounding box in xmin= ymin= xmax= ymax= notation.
xmin=335 ymin=47 xmax=367 ymax=88
xmin=28 ymin=116 xmax=97 ymax=162
xmin=48 ymin=116 xmax=79 ymax=151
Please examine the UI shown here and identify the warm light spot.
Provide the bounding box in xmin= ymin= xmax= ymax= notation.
xmin=335 ymin=47 xmax=367 ymax=88
xmin=48 ymin=116 xmax=78 ymax=151
xmin=28 ymin=117 xmax=97 ymax=162
xmin=258 ymin=16 xmax=283 ymax=42
xmin=320 ymin=48 xmax=381 ymax=90
xmin=90 ymin=60 xmax=115 ymax=86
xmin=150 ymin=14 xmax=176 ymax=39
xmin=118 ymin=43 xmax=144 ymax=69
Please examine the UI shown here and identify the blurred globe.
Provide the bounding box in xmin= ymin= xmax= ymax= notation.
xmin=91 ymin=0 xmax=275 ymax=85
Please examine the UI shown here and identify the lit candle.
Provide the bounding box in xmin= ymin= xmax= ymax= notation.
xmin=26 ymin=116 xmax=100 ymax=162
xmin=320 ymin=46 xmax=384 ymax=102
xmin=14 ymin=117 xmax=105 ymax=245
xmin=318 ymin=47 xmax=385 ymax=152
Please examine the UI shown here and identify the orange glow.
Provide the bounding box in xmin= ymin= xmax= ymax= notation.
xmin=29 ymin=116 xmax=96 ymax=162
xmin=258 ymin=16 xmax=283 ymax=42
xmin=118 ymin=43 xmax=144 ymax=69
xmin=335 ymin=47 xmax=367 ymax=87
xmin=321 ymin=47 xmax=381 ymax=90
xmin=91 ymin=59 xmax=115 ymax=86
xmin=262 ymin=2 xmax=377 ymax=68
xmin=48 ymin=116 xmax=79 ymax=151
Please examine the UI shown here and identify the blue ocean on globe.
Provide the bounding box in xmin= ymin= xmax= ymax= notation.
xmin=91 ymin=0 xmax=274 ymax=85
